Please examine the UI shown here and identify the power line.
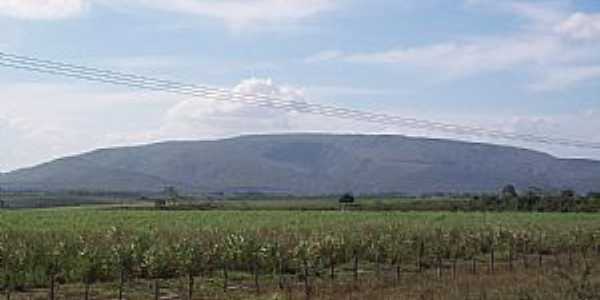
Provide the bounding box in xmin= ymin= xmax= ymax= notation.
xmin=1 ymin=51 xmax=599 ymax=150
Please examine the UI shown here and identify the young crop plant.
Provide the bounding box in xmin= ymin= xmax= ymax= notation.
xmin=215 ymin=232 xmax=245 ymax=292
xmin=42 ymin=236 xmax=68 ymax=300
xmin=106 ymin=227 xmax=139 ymax=300
xmin=477 ymin=227 xmax=499 ymax=274
xmin=365 ymin=229 xmax=390 ymax=278
xmin=496 ymin=228 xmax=516 ymax=272
xmin=293 ymin=237 xmax=320 ymax=298
xmin=1 ymin=210 xmax=600 ymax=298
xmin=237 ymin=231 xmax=269 ymax=294
xmin=173 ymin=234 xmax=209 ymax=300
xmin=430 ymin=228 xmax=453 ymax=278
xmin=346 ymin=231 xmax=368 ymax=283
xmin=141 ymin=238 xmax=176 ymax=300
xmin=463 ymin=231 xmax=482 ymax=274
xmin=317 ymin=233 xmax=346 ymax=280
xmin=0 ymin=231 xmax=27 ymax=300
xmin=77 ymin=233 xmax=110 ymax=300
xmin=448 ymin=228 xmax=467 ymax=279
xmin=385 ymin=229 xmax=412 ymax=283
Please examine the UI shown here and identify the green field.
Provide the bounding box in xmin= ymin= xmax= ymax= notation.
xmin=1 ymin=208 xmax=600 ymax=299
xmin=2 ymin=208 xmax=600 ymax=232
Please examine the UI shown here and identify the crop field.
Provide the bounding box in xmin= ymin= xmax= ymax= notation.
xmin=1 ymin=208 xmax=600 ymax=299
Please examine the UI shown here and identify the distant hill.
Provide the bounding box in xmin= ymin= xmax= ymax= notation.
xmin=1 ymin=134 xmax=599 ymax=195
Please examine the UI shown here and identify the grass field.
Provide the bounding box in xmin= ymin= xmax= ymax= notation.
xmin=1 ymin=207 xmax=600 ymax=299
xmin=2 ymin=207 xmax=600 ymax=231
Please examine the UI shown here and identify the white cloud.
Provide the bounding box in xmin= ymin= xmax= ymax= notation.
xmin=304 ymin=50 xmax=343 ymax=63
xmin=584 ymin=109 xmax=596 ymax=118
xmin=2 ymin=78 xmax=599 ymax=171
xmin=508 ymin=1 xmax=567 ymax=26
xmin=309 ymin=2 xmax=600 ymax=91
xmin=424 ymin=112 xmax=600 ymax=159
xmin=153 ymin=78 xmax=600 ymax=157
xmin=342 ymin=35 xmax=563 ymax=78
xmin=501 ymin=114 xmax=600 ymax=158
xmin=0 ymin=79 xmax=390 ymax=172
xmin=530 ymin=65 xmax=600 ymax=91
xmin=157 ymin=78 xmax=357 ymax=139
xmin=0 ymin=0 xmax=335 ymax=27
xmin=464 ymin=0 xmax=567 ymax=25
xmin=0 ymin=115 xmax=80 ymax=171
xmin=555 ymin=12 xmax=600 ymax=41
xmin=0 ymin=0 xmax=86 ymax=20
xmin=103 ymin=0 xmax=336 ymax=29
xmin=104 ymin=77 xmax=389 ymax=145
xmin=0 ymin=83 xmax=180 ymax=171
xmin=505 ymin=116 xmax=560 ymax=137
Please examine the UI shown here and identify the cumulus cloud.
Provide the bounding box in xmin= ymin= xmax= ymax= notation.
xmin=555 ymin=13 xmax=600 ymax=41
xmin=2 ymin=78 xmax=599 ymax=171
xmin=0 ymin=79 xmax=388 ymax=171
xmin=159 ymin=78 xmax=297 ymax=139
xmin=153 ymin=77 xmax=600 ymax=156
xmin=0 ymin=0 xmax=86 ymax=20
xmin=157 ymin=78 xmax=368 ymax=139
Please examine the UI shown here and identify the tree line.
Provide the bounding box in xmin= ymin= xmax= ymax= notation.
xmin=466 ymin=185 xmax=600 ymax=212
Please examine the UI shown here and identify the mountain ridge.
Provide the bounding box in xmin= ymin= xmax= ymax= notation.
xmin=1 ymin=133 xmax=599 ymax=194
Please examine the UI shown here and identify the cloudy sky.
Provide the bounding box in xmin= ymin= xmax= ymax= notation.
xmin=0 ymin=0 xmax=599 ymax=171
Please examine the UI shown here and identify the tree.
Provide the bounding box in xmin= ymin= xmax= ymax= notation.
xmin=338 ymin=193 xmax=355 ymax=212
xmin=163 ymin=186 xmax=180 ymax=207
xmin=0 ymin=186 xmax=5 ymax=209
xmin=587 ymin=192 xmax=600 ymax=200
xmin=560 ymin=189 xmax=577 ymax=212
xmin=561 ymin=189 xmax=576 ymax=199
xmin=501 ymin=184 xmax=518 ymax=199
xmin=339 ymin=193 xmax=355 ymax=204
xmin=521 ymin=187 xmax=543 ymax=212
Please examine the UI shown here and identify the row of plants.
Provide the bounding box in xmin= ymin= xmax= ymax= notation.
xmin=1 ymin=225 xmax=600 ymax=299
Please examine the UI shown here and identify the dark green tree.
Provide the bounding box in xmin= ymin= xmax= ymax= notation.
xmin=339 ymin=193 xmax=355 ymax=204
xmin=501 ymin=184 xmax=518 ymax=199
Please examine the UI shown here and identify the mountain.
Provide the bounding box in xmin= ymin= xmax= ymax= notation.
xmin=1 ymin=134 xmax=599 ymax=195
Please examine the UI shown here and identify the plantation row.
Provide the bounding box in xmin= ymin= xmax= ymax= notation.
xmin=2 ymin=223 xmax=600 ymax=299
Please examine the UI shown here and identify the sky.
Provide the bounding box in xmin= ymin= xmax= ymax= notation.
xmin=0 ymin=0 xmax=599 ymax=172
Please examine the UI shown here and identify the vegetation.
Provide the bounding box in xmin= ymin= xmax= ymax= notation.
xmin=0 ymin=208 xmax=600 ymax=299
xmin=470 ymin=187 xmax=600 ymax=212
xmin=2 ymin=186 xmax=600 ymax=212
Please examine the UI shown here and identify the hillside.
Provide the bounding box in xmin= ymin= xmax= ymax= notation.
xmin=1 ymin=134 xmax=599 ymax=194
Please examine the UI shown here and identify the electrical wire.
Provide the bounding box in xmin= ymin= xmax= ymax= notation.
xmin=1 ymin=51 xmax=598 ymax=149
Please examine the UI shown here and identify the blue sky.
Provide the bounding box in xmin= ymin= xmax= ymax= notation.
xmin=1 ymin=0 xmax=599 ymax=171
